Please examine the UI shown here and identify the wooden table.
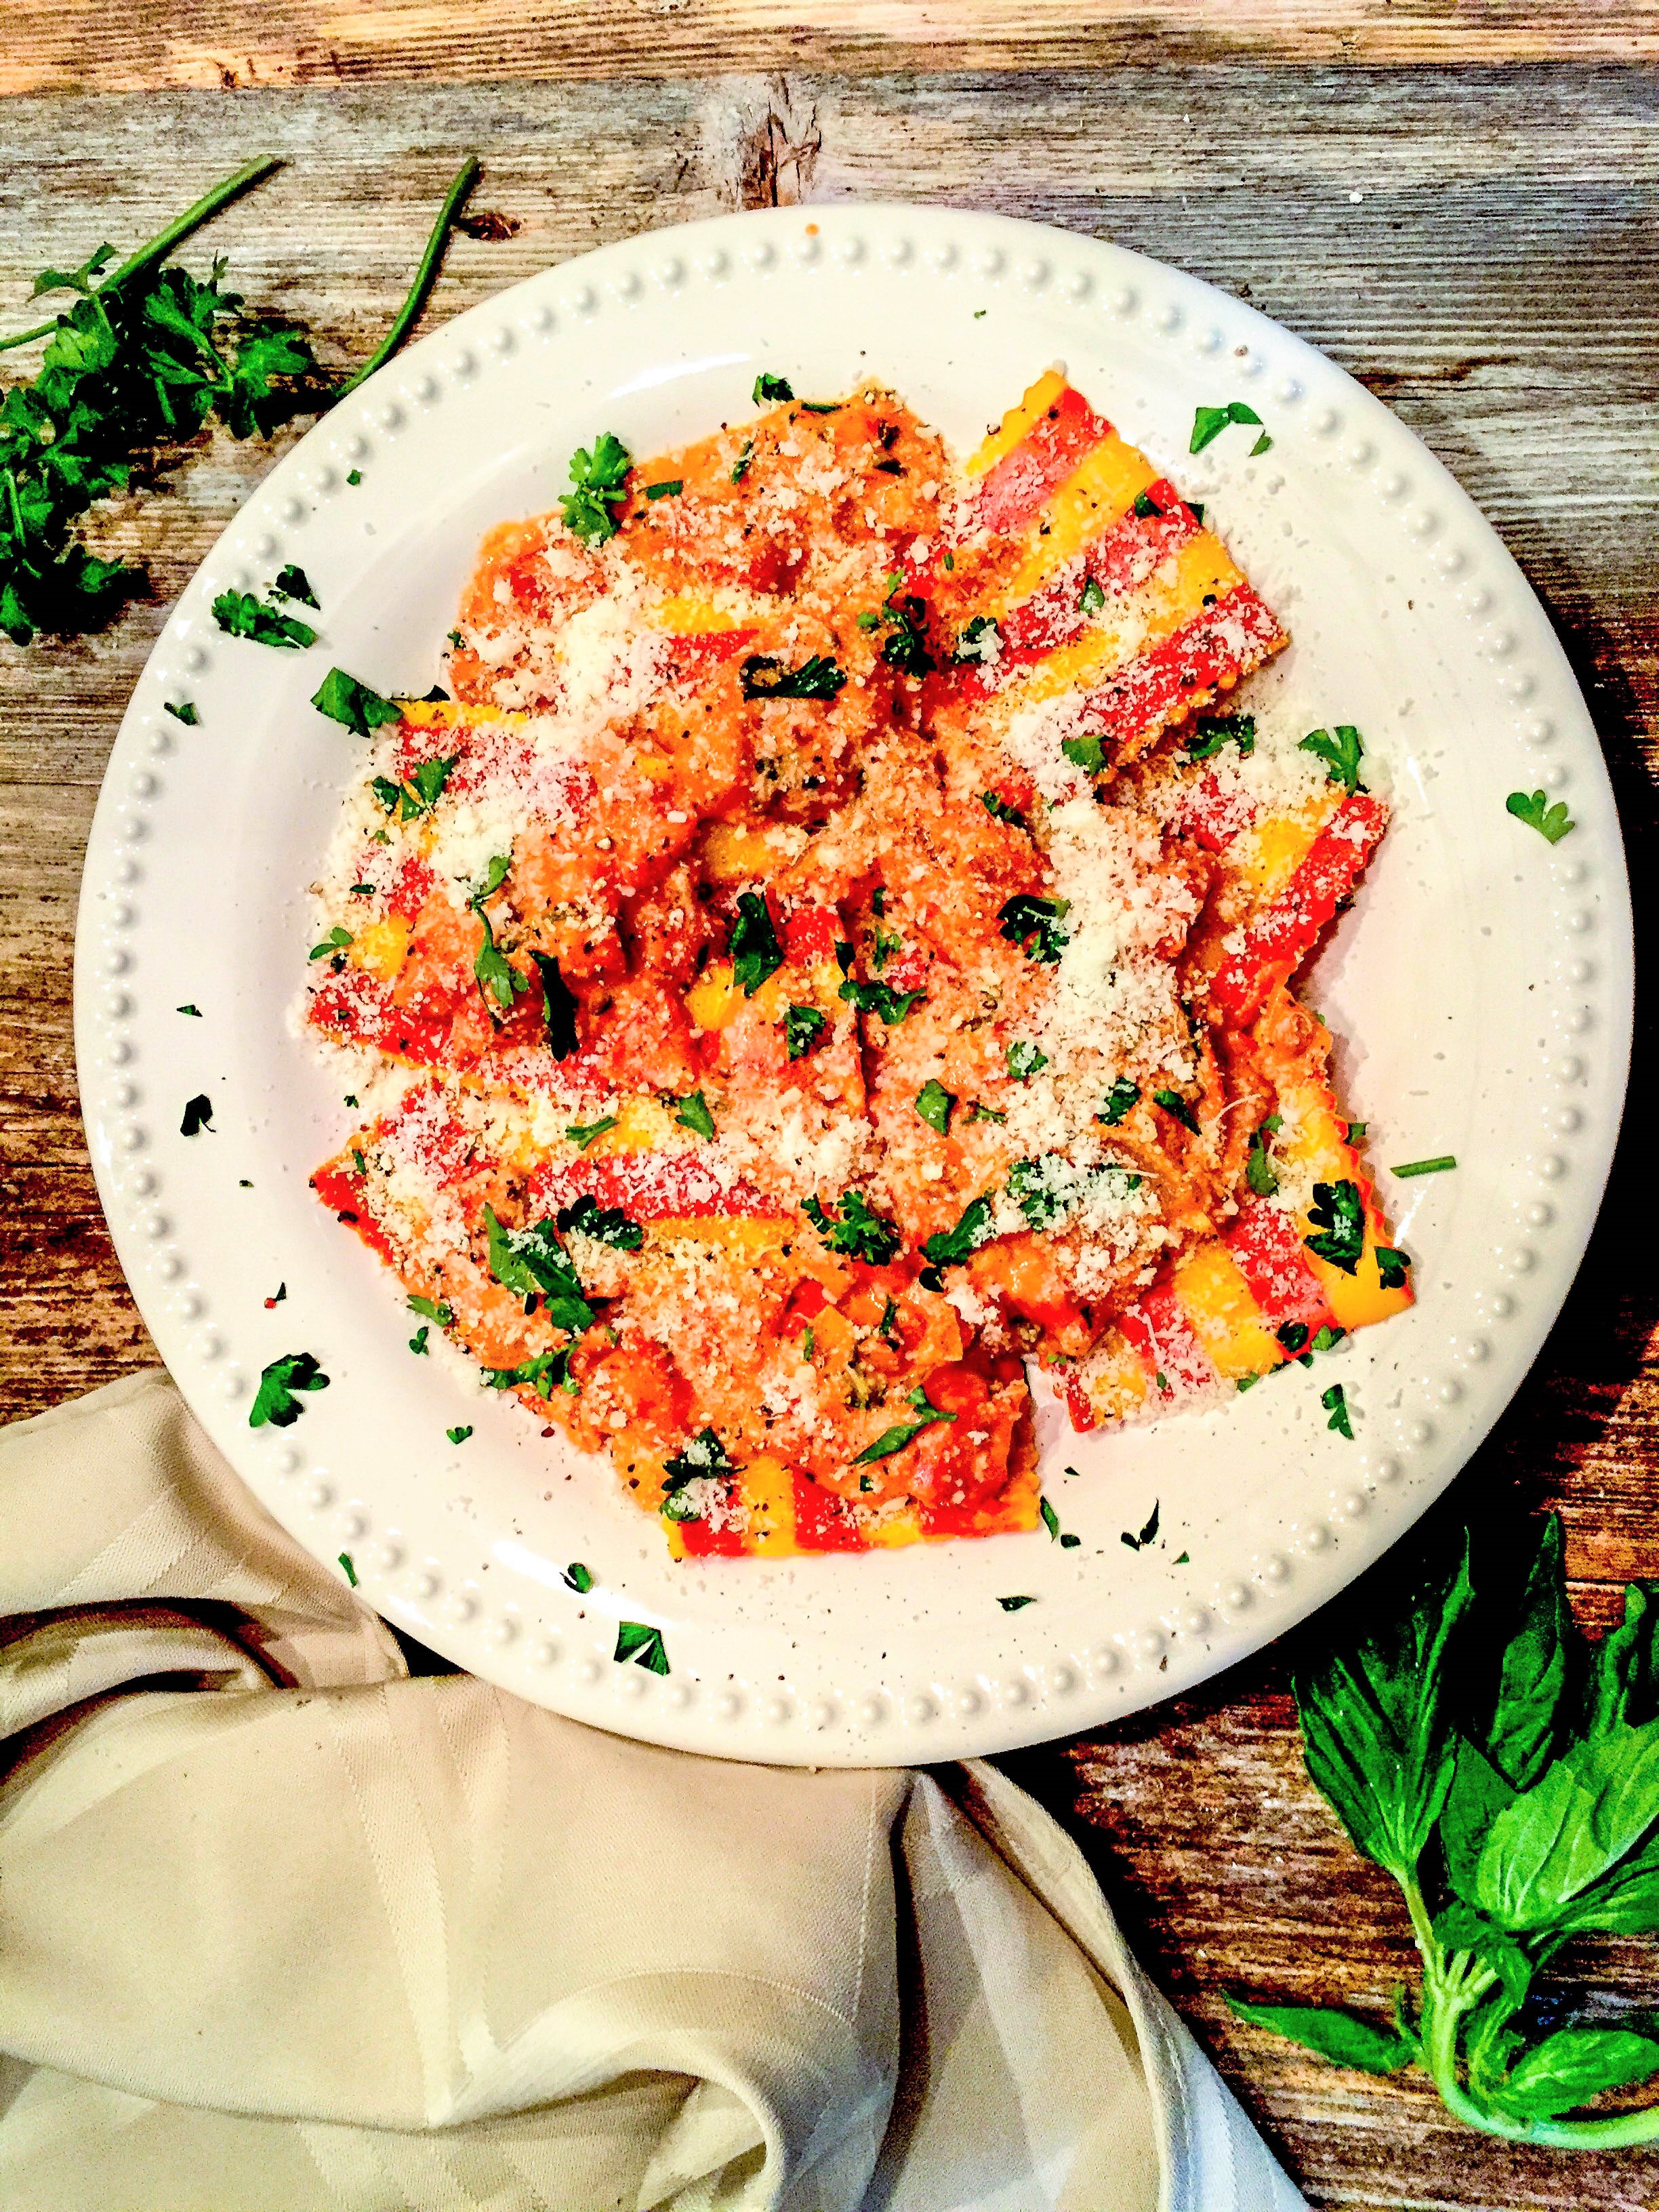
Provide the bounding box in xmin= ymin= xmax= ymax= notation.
xmin=2 ymin=9 xmax=1656 ymax=2206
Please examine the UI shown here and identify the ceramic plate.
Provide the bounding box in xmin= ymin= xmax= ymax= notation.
xmin=75 ymin=204 xmax=1632 ymax=1765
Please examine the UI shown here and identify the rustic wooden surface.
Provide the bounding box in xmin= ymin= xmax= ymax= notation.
xmin=1 ymin=33 xmax=1657 ymax=2211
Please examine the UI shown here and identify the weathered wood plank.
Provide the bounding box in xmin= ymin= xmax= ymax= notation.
xmin=1 ymin=68 xmax=1655 ymax=2212
xmin=2 ymin=0 xmax=1658 ymax=96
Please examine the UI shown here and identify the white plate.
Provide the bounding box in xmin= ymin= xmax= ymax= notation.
xmin=75 ymin=204 xmax=1632 ymax=1765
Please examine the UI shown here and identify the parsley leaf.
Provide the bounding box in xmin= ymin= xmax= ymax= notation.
xmin=468 ymin=853 xmax=527 ymax=1014
xmin=177 ymin=1003 xmax=201 ymax=1016
xmin=740 ymin=651 xmax=847 ymax=701
xmin=1131 ymin=491 xmax=1162 ymax=519
xmin=481 ymin=1204 xmax=595 ymax=1332
xmin=1300 ymin=724 xmax=1366 ymax=794
xmin=854 ymin=1384 xmax=958 ymax=1463
xmin=1322 ymin=1382 xmax=1355 ymax=1439
xmin=804 ymin=1189 xmax=901 ymax=1267
xmin=1061 ymin=732 xmax=1107 ymax=774
xmin=1007 ymin=1040 xmax=1048 ymax=1082
xmin=1153 ymin=1086 xmax=1202 ymax=1136
xmin=558 ymin=432 xmax=632 ymax=545
xmin=556 ymin=1193 xmax=644 ymax=1250
xmin=1306 ymin=1179 xmax=1366 ymax=1274
xmin=1099 ymin=1079 xmax=1140 ymax=1126
xmin=180 ymin=1092 xmax=213 ymax=1135
xmin=530 ymin=951 xmax=579 ymax=1059
xmin=447 ymin=1425 xmax=473 ymax=1444
xmin=409 ymin=1324 xmax=430 ymax=1353
xmin=338 ymin=1551 xmax=358 ymax=1584
xmin=915 ymin=1078 xmax=955 ymax=1134
xmin=644 ymin=478 xmax=683 ymax=500
xmin=615 ymin=1620 xmax=670 ymax=1674
xmin=981 ymin=790 xmax=1028 ymax=830
xmin=674 ymin=1090 xmax=716 ymax=1139
xmin=309 ymin=924 xmax=352 ymax=962
xmin=1080 ymin=573 xmax=1107 ymax=611
xmin=272 ymin=561 xmax=318 ymax=607
xmin=312 ymin=668 xmax=403 ymax=736
xmin=968 ymin=1101 xmax=1007 ymax=1125
xmin=660 ymin=1427 xmax=737 ymax=1521
xmin=211 ymin=586 xmax=316 ymax=649
xmin=1121 ymin=1500 xmax=1160 ymax=1549
xmin=1190 ymin=400 xmax=1264 ymax=453
xmin=999 ymin=1594 xmax=1037 ymax=1612
xmin=565 ymin=1561 xmax=593 ymax=1593
xmin=752 ymin=372 xmax=794 ymax=404
xmin=408 ymin=1294 xmax=453 ymax=1325
xmin=1376 ymin=1246 xmax=1412 ymax=1291
xmin=1507 ymin=789 xmax=1576 ymax=845
xmin=1187 ymin=713 xmax=1256 ymax=760
xmin=921 ymin=1193 xmax=997 ymax=1269
xmin=1246 ymin=1122 xmax=1280 ymax=1197
xmin=163 ymin=699 xmax=198 ymax=724
xmin=566 ymin=1115 xmax=617 ymax=1150
xmin=785 ymin=1002 xmax=827 ymax=1059
xmin=731 ymin=437 xmax=754 ymax=483
xmin=249 ymin=1351 xmax=329 ymax=1429
xmin=839 ymin=975 xmax=924 ymax=1025
xmin=998 ymin=893 xmax=1071 ymax=964
xmin=483 ymin=1347 xmax=578 ymax=1399
xmin=954 ymin=613 xmax=1002 ymax=665
xmin=371 ymin=753 xmax=457 ymax=820
xmin=729 ymin=890 xmax=784 ymax=995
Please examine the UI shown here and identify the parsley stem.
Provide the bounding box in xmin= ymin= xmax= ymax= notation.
xmin=337 ymin=156 xmax=480 ymax=397
xmin=0 ymin=155 xmax=285 ymax=354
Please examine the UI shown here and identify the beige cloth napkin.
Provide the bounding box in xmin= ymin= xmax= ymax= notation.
xmin=0 ymin=1374 xmax=1306 ymax=2211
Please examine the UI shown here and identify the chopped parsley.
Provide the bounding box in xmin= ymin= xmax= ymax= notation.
xmin=1187 ymin=713 xmax=1256 ymax=760
xmin=272 ymin=561 xmax=318 ymax=607
xmin=558 ymin=432 xmax=632 ymax=545
xmin=310 ymin=924 xmax=352 ymax=962
xmin=481 ymin=1204 xmax=594 ymax=1331
xmin=1322 ymin=1382 xmax=1354 ymax=1439
xmin=1506 ymin=788 xmax=1576 ymax=844
xmin=447 ymin=1425 xmax=473 ymax=1444
xmin=998 ymin=1594 xmax=1037 ymax=1612
xmin=1246 ymin=1115 xmax=1282 ymax=1197
xmin=1120 ymin=1500 xmax=1161 ymax=1550
xmin=530 ymin=951 xmax=579 ymax=1059
xmin=1277 ymin=1321 xmax=1311 ymax=1359
xmin=249 ymin=1351 xmax=329 ymax=1429
xmin=752 ymin=372 xmax=794 ymax=404
xmin=660 ymin=1427 xmax=737 ymax=1521
xmin=980 ymin=790 xmax=1028 ymax=830
xmin=177 ymin=1004 xmax=201 ymax=1016
xmin=854 ymin=1384 xmax=958 ymax=1463
xmin=729 ymin=890 xmax=784 ymax=995
xmin=921 ymin=1193 xmax=997 ymax=1269
xmin=163 ymin=699 xmax=198 ymax=724
xmin=408 ymin=1294 xmax=453 ymax=1325
xmin=1060 ymin=732 xmax=1107 ymax=775
xmin=954 ymin=613 xmax=1002 ymax=665
xmin=1153 ymin=1086 xmax=1202 ymax=1136
xmin=784 ymin=1002 xmax=827 ymax=1058
xmin=180 ymin=1092 xmax=213 ymax=1135
xmin=1305 ymin=1179 xmax=1366 ymax=1273
xmin=211 ymin=586 xmax=315 ymax=649
xmin=1190 ymin=400 xmax=1265 ymax=454
xmin=264 ymin=1282 xmax=287 ymax=1307
xmin=311 ymin=667 xmax=403 ymax=736
xmin=565 ymin=1561 xmax=593 ymax=1593
xmin=731 ymin=438 xmax=754 ymax=484
xmin=740 ymin=651 xmax=847 ymax=701
xmin=1099 ymin=1079 xmax=1140 ymax=1126
xmin=371 ymin=753 xmax=457 ymax=820
xmin=1131 ymin=490 xmax=1162 ymax=519
xmin=468 ymin=853 xmax=527 ymax=1014
xmin=914 ymin=1078 xmax=956 ymax=1134
xmin=556 ymin=1193 xmax=644 ymax=1250
xmin=804 ymin=1189 xmax=901 ymax=1267
xmin=968 ymin=1101 xmax=1007 ymax=1124
xmin=1300 ymin=724 xmax=1365 ymax=794
xmin=483 ymin=1347 xmax=578 ymax=1398
xmin=1007 ymin=1040 xmax=1048 ymax=1082
xmin=869 ymin=922 xmax=901 ymax=970
xmin=839 ymin=975 xmax=924 ymax=1025
xmin=347 ymin=468 xmax=363 ymax=486
xmin=869 ymin=574 xmax=935 ymax=677
xmin=997 ymin=893 xmax=1071 ymax=964
xmin=1008 ymin=1155 xmax=1139 ymax=1232
xmin=615 ymin=1621 xmax=670 ymax=1674
xmin=643 ymin=478 xmax=683 ymax=499
xmin=566 ymin=1115 xmax=617 ymax=1150
xmin=409 ymin=1324 xmax=430 ymax=1355
xmin=675 ymin=1090 xmax=716 ymax=1139
xmin=1375 ymin=1246 xmax=1412 ymax=1290
xmin=1079 ymin=573 xmax=1107 ymax=612
xmin=339 ymin=1552 xmax=358 ymax=1585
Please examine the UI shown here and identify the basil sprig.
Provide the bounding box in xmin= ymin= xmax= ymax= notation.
xmin=1235 ymin=1520 xmax=1659 ymax=2146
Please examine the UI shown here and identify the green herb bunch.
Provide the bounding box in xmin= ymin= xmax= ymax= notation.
xmin=1235 ymin=1517 xmax=1659 ymax=2145
xmin=0 ymin=167 xmax=321 ymax=643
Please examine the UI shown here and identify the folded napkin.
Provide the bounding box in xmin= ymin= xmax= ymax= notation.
xmin=0 ymin=1374 xmax=1307 ymax=2211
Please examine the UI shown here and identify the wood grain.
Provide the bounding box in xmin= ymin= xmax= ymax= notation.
xmin=3 ymin=0 xmax=1659 ymax=94
xmin=1 ymin=60 xmax=1656 ymax=2212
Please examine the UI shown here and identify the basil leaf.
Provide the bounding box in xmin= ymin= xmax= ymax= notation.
xmin=1440 ymin=1735 xmax=1519 ymax=1904
xmin=1486 ymin=1514 xmax=1572 ymax=1790
xmin=1585 ymin=1582 xmax=1659 ymax=1738
xmin=1296 ymin=1541 xmax=1473 ymax=1879
xmin=1488 ymin=2028 xmax=1659 ymax=2121
xmin=1473 ymin=1718 xmax=1659 ymax=1932
xmin=1227 ymin=1998 xmax=1414 ymax=2076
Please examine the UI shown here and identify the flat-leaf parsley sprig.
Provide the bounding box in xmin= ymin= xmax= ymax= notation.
xmin=1233 ymin=1517 xmax=1659 ymax=2146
